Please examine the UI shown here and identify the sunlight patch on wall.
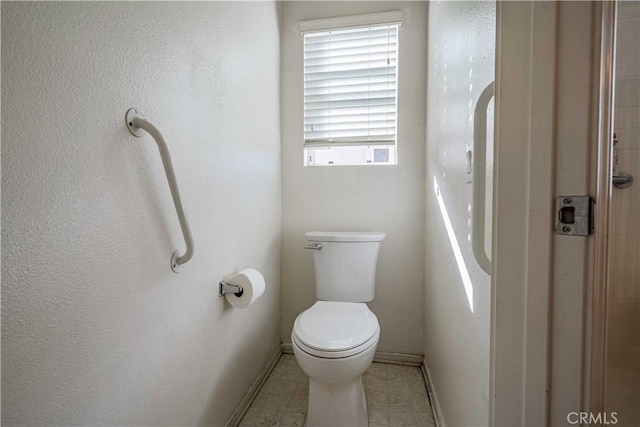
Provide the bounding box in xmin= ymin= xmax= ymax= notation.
xmin=434 ymin=177 xmax=474 ymax=312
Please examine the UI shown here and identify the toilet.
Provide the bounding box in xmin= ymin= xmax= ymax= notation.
xmin=292 ymin=231 xmax=385 ymax=427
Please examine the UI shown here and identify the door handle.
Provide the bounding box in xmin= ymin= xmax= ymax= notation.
xmin=471 ymin=81 xmax=494 ymax=275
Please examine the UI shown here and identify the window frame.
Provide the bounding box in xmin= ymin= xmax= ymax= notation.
xmin=300 ymin=12 xmax=403 ymax=167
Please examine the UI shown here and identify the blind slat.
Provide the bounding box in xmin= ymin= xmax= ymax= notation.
xmin=305 ymin=43 xmax=397 ymax=60
xmin=306 ymin=121 xmax=396 ymax=132
xmin=305 ymin=75 xmax=395 ymax=89
xmin=304 ymin=51 xmax=397 ymax=67
xmin=305 ymin=33 xmax=394 ymax=44
xmin=305 ymin=92 xmax=395 ymax=101
xmin=304 ymin=58 xmax=397 ymax=74
xmin=305 ymin=82 xmax=396 ymax=96
xmin=307 ymin=126 xmax=395 ymax=135
xmin=304 ymin=66 xmax=395 ymax=82
xmin=307 ymin=132 xmax=396 ymax=139
xmin=305 ymin=113 xmax=395 ymax=125
xmin=306 ymin=100 xmax=395 ymax=112
xmin=306 ymin=133 xmax=394 ymax=139
xmin=304 ymin=37 xmax=397 ymax=53
xmin=305 ymin=107 xmax=396 ymax=120
xmin=304 ymin=141 xmax=393 ymax=148
xmin=304 ymin=27 xmax=397 ymax=43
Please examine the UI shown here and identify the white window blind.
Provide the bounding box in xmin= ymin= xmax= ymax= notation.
xmin=303 ymin=24 xmax=398 ymax=148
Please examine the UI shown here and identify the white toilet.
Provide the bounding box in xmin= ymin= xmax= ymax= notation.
xmin=292 ymin=231 xmax=385 ymax=427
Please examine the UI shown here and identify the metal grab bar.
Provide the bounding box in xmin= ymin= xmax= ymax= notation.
xmin=471 ymin=82 xmax=494 ymax=275
xmin=125 ymin=108 xmax=195 ymax=273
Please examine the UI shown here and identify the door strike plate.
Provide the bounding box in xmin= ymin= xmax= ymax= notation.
xmin=555 ymin=196 xmax=594 ymax=236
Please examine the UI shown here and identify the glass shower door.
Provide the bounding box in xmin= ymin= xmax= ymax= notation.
xmin=604 ymin=2 xmax=640 ymax=425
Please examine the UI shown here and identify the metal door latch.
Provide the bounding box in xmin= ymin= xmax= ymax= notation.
xmin=555 ymin=196 xmax=594 ymax=236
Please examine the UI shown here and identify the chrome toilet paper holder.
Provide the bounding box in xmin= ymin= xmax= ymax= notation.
xmin=219 ymin=281 xmax=244 ymax=297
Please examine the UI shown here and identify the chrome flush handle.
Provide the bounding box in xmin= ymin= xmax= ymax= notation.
xmin=304 ymin=242 xmax=322 ymax=250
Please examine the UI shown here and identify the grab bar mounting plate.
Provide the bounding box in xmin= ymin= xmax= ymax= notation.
xmin=126 ymin=108 xmax=146 ymax=138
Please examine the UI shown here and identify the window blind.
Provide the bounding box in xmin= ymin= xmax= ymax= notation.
xmin=303 ymin=24 xmax=398 ymax=147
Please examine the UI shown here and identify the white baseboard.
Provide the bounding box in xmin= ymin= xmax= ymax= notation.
xmin=373 ymin=351 xmax=423 ymax=366
xmin=281 ymin=342 xmax=423 ymax=366
xmin=281 ymin=342 xmax=294 ymax=354
xmin=421 ymin=359 xmax=445 ymax=427
xmin=224 ymin=344 xmax=283 ymax=427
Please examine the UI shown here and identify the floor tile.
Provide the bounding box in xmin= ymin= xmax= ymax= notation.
xmin=415 ymin=410 xmax=437 ymax=427
xmin=367 ymin=363 xmax=388 ymax=380
xmin=239 ymin=355 xmax=435 ymax=427
xmin=280 ymin=412 xmax=305 ymax=427
xmin=389 ymin=407 xmax=417 ymax=426
xmin=286 ymin=398 xmax=307 ymax=414
xmin=412 ymin=395 xmax=432 ymax=413
xmin=368 ymin=405 xmax=390 ymax=425
xmin=367 ymin=390 xmax=389 ymax=408
xmin=239 ymin=406 xmax=261 ymax=427
xmin=254 ymin=409 xmax=282 ymax=427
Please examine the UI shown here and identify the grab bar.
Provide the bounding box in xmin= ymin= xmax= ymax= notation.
xmin=125 ymin=108 xmax=195 ymax=273
xmin=471 ymin=82 xmax=494 ymax=275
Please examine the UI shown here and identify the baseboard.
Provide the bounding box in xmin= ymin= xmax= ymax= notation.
xmin=421 ymin=359 xmax=445 ymax=427
xmin=224 ymin=344 xmax=283 ymax=427
xmin=281 ymin=342 xmax=423 ymax=366
xmin=373 ymin=351 xmax=423 ymax=366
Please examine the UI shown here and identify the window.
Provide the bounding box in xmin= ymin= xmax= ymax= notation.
xmin=302 ymin=17 xmax=400 ymax=166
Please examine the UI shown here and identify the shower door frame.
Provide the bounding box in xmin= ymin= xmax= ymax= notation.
xmin=491 ymin=2 xmax=558 ymax=425
xmin=588 ymin=0 xmax=617 ymax=420
xmin=491 ymin=2 xmax=606 ymax=426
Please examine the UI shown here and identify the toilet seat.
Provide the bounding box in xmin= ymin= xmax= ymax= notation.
xmin=293 ymin=329 xmax=379 ymax=359
xmin=293 ymin=301 xmax=379 ymax=359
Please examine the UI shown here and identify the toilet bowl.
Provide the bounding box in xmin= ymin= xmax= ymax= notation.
xmin=292 ymin=301 xmax=380 ymax=427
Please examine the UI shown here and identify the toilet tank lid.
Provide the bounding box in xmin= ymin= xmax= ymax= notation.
xmin=306 ymin=231 xmax=386 ymax=242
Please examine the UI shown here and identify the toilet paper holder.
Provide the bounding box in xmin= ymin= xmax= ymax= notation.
xmin=219 ymin=281 xmax=244 ymax=297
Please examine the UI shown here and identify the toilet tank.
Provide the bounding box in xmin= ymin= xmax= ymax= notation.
xmin=305 ymin=231 xmax=385 ymax=302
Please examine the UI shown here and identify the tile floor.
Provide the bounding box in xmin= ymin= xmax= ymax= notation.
xmin=239 ymin=354 xmax=436 ymax=427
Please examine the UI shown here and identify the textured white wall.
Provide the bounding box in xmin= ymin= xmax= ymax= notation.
xmin=280 ymin=1 xmax=427 ymax=355
xmin=1 ymin=2 xmax=281 ymax=425
xmin=424 ymin=1 xmax=494 ymax=425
